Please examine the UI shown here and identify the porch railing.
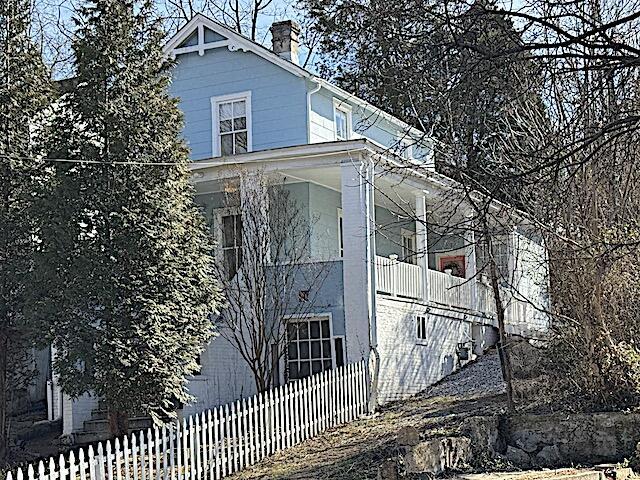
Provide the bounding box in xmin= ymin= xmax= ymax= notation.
xmin=427 ymin=269 xmax=474 ymax=310
xmin=375 ymin=256 xmax=424 ymax=300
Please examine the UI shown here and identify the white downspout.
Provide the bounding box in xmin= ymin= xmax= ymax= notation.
xmin=365 ymin=157 xmax=380 ymax=414
xmin=306 ymin=80 xmax=322 ymax=144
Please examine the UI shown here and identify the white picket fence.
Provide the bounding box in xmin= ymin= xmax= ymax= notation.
xmin=7 ymin=361 xmax=370 ymax=480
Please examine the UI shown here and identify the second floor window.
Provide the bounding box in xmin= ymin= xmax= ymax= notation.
xmin=333 ymin=101 xmax=351 ymax=141
xmin=222 ymin=214 xmax=242 ymax=279
xmin=212 ymin=92 xmax=252 ymax=156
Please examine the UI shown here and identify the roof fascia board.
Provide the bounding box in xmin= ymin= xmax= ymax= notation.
xmin=189 ymin=140 xmax=369 ymax=171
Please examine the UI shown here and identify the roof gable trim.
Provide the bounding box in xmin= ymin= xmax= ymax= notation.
xmin=163 ymin=13 xmax=307 ymax=77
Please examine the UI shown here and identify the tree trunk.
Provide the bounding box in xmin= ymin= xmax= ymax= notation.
xmin=108 ymin=408 xmax=129 ymax=438
xmin=0 ymin=331 xmax=8 ymax=466
xmin=484 ymin=228 xmax=516 ymax=413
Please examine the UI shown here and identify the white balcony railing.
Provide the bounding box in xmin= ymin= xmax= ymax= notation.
xmin=427 ymin=269 xmax=474 ymax=310
xmin=375 ymin=256 xmax=424 ymax=300
xmin=375 ymin=256 xmax=532 ymax=323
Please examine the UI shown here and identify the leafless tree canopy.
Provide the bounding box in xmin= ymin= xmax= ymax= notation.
xmin=213 ymin=171 xmax=332 ymax=392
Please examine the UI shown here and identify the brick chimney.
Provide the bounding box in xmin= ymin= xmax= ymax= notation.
xmin=270 ymin=20 xmax=300 ymax=65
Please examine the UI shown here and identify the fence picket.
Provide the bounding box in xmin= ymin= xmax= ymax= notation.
xmin=139 ymin=431 xmax=146 ymax=480
xmin=131 ymin=435 xmax=139 ymax=480
xmin=223 ymin=404 xmax=233 ymax=476
xmin=213 ymin=407 xmax=222 ymax=479
xmin=247 ymin=397 xmax=255 ymax=465
xmin=123 ymin=437 xmax=131 ymax=480
xmin=272 ymin=388 xmax=282 ymax=452
xmin=199 ymin=413 xmax=207 ymax=480
xmin=235 ymin=399 xmax=243 ymax=472
xmin=175 ymin=421 xmax=183 ymax=480
xmin=88 ymin=446 xmax=96 ymax=480
xmin=187 ymin=418 xmax=195 ymax=480
xmin=79 ymin=449 xmax=87 ymax=480
xmin=206 ymin=410 xmax=213 ymax=480
xmin=193 ymin=416 xmax=201 ymax=480
xmin=114 ymin=439 xmax=122 ymax=480
xmin=27 ymin=464 xmax=35 ymax=480
xmin=146 ymin=430 xmax=154 ymax=480
xmin=97 ymin=443 xmax=106 ymax=480
xmin=282 ymin=385 xmax=289 ymax=449
xmin=241 ymin=398 xmax=249 ymax=469
xmin=168 ymin=426 xmax=175 ymax=480
xmin=162 ymin=426 xmax=169 ymax=480
xmin=37 ymin=461 xmax=45 ymax=480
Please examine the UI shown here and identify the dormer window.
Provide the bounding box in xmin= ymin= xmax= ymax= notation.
xmin=212 ymin=91 xmax=252 ymax=157
xmin=333 ymin=100 xmax=352 ymax=141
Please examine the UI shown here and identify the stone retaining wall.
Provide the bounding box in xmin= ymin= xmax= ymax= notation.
xmin=465 ymin=412 xmax=640 ymax=468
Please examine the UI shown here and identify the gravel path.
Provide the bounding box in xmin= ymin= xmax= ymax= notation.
xmin=232 ymin=352 xmax=506 ymax=480
xmin=421 ymin=352 xmax=505 ymax=399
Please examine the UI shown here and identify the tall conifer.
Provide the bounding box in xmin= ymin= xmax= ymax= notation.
xmin=0 ymin=0 xmax=50 ymax=463
xmin=35 ymin=0 xmax=220 ymax=434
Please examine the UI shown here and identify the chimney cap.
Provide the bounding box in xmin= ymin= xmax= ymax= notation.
xmin=270 ymin=19 xmax=301 ymax=33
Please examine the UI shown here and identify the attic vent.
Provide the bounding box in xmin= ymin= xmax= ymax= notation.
xmin=270 ymin=20 xmax=300 ymax=65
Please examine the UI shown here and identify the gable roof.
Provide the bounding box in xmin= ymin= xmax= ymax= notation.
xmin=163 ymin=13 xmax=308 ymax=78
xmin=163 ymin=14 xmax=429 ymax=143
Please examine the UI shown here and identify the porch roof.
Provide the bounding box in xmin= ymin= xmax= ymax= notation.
xmin=189 ymin=139 xmax=532 ymax=226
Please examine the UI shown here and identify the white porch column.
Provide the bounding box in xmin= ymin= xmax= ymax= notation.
xmin=340 ymin=158 xmax=376 ymax=363
xmin=415 ymin=194 xmax=429 ymax=302
xmin=464 ymin=217 xmax=478 ymax=312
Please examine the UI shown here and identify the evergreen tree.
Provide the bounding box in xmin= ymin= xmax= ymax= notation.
xmin=33 ymin=0 xmax=221 ymax=435
xmin=0 ymin=0 xmax=50 ymax=464
xmin=302 ymin=0 xmax=547 ymax=204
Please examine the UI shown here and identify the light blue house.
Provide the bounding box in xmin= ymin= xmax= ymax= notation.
xmin=55 ymin=14 xmax=551 ymax=441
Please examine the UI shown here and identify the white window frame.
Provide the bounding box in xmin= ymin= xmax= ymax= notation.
xmin=280 ymin=313 xmax=345 ymax=384
xmin=211 ymin=91 xmax=252 ymax=157
xmin=416 ymin=314 xmax=429 ymax=343
xmin=333 ymin=99 xmax=352 ymax=141
xmin=212 ymin=206 xmax=242 ymax=269
xmin=337 ymin=208 xmax=344 ymax=257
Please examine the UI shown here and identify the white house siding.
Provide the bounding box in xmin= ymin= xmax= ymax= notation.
xmin=182 ymin=330 xmax=257 ymax=418
xmin=63 ymin=393 xmax=97 ymax=435
xmin=375 ymin=296 xmax=475 ymax=404
xmin=508 ymin=232 xmax=551 ymax=337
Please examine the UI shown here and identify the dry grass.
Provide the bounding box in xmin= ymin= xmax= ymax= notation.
xmin=232 ymin=356 xmax=507 ymax=479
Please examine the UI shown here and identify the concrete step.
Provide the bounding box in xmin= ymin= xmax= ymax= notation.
xmin=91 ymin=409 xmax=108 ymax=420
xmin=82 ymin=416 xmax=153 ymax=434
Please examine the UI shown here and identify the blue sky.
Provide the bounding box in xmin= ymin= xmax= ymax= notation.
xmin=38 ymin=0 xmax=315 ymax=77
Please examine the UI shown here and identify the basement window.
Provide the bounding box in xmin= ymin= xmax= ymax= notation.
xmin=416 ymin=315 xmax=428 ymax=341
